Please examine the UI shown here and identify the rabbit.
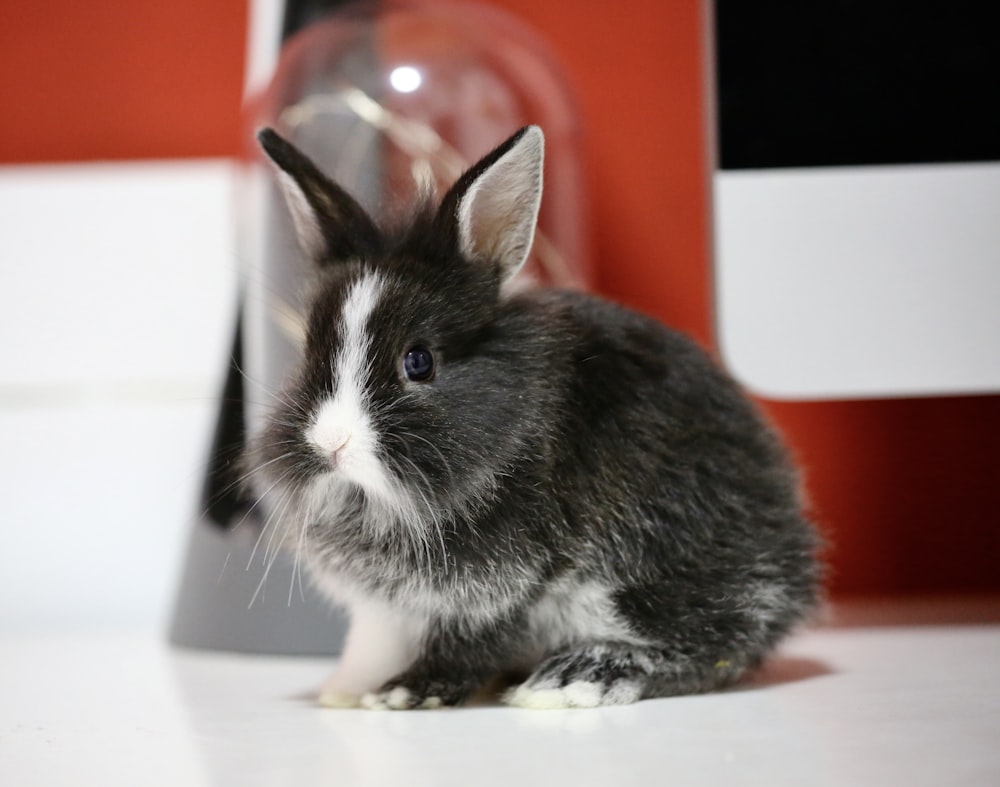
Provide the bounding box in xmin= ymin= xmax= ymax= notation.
xmin=249 ymin=124 xmax=821 ymax=710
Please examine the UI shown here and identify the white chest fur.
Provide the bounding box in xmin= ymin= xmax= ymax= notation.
xmin=524 ymin=576 xmax=649 ymax=659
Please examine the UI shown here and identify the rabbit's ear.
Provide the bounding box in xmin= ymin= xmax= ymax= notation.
xmin=439 ymin=126 xmax=544 ymax=283
xmin=257 ymin=128 xmax=380 ymax=264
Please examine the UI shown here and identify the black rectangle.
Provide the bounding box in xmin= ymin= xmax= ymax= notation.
xmin=714 ymin=1 xmax=1000 ymax=170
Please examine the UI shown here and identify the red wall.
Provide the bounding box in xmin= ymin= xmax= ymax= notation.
xmin=5 ymin=0 xmax=997 ymax=596
xmin=0 ymin=0 xmax=247 ymax=162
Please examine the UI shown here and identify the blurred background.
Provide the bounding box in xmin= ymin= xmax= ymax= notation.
xmin=1 ymin=0 xmax=997 ymax=635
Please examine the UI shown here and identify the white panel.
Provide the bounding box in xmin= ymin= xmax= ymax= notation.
xmin=0 ymin=161 xmax=238 ymax=393
xmin=0 ymin=161 xmax=238 ymax=630
xmin=713 ymin=163 xmax=1000 ymax=399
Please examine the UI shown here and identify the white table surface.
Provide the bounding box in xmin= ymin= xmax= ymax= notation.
xmin=2 ymin=599 xmax=998 ymax=787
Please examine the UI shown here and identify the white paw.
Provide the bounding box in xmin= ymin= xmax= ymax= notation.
xmin=359 ymin=686 xmax=445 ymax=711
xmin=318 ymin=689 xmax=363 ymax=709
xmin=504 ymin=680 xmax=600 ymax=709
xmin=361 ymin=686 xmax=411 ymax=710
xmin=318 ymin=670 xmax=372 ymax=709
xmin=503 ymin=680 xmax=640 ymax=710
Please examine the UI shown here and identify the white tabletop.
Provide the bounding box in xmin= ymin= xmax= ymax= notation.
xmin=3 ymin=599 xmax=998 ymax=787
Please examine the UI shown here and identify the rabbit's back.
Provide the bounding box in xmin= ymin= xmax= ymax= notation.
xmin=508 ymin=289 xmax=819 ymax=661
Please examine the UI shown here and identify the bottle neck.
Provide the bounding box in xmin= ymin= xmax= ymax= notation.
xmin=281 ymin=0 xmax=379 ymax=41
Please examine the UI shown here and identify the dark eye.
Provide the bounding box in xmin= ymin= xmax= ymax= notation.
xmin=403 ymin=346 xmax=435 ymax=382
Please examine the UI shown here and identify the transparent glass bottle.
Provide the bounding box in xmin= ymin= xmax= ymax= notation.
xmin=244 ymin=0 xmax=589 ymax=410
xmin=172 ymin=0 xmax=588 ymax=655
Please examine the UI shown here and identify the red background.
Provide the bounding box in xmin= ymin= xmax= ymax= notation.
xmin=4 ymin=0 xmax=997 ymax=597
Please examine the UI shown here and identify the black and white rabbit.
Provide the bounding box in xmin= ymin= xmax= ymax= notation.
xmin=251 ymin=125 xmax=820 ymax=710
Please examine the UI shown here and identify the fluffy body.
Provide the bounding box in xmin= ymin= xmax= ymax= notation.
xmin=251 ymin=127 xmax=820 ymax=710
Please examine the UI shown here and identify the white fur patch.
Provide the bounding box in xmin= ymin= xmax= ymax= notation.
xmin=360 ymin=686 xmax=446 ymax=711
xmin=359 ymin=693 xmax=390 ymax=711
xmin=318 ymin=690 xmax=362 ymax=709
xmin=275 ymin=169 xmax=325 ymax=259
xmin=503 ymin=679 xmax=641 ymax=710
xmin=360 ymin=686 xmax=413 ymax=710
xmin=601 ymin=680 xmax=642 ymax=705
xmin=306 ymin=273 xmax=401 ymax=506
xmin=525 ymin=577 xmax=648 ymax=657
xmin=504 ymin=681 xmax=599 ymax=710
xmin=317 ymin=598 xmax=425 ymax=706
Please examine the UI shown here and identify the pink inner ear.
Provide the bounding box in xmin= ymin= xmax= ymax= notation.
xmin=465 ymin=182 xmax=515 ymax=259
xmin=275 ymin=169 xmax=325 ymax=259
xmin=457 ymin=127 xmax=544 ymax=280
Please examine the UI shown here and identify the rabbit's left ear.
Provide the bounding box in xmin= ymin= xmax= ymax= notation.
xmin=438 ymin=126 xmax=544 ymax=282
xmin=257 ymin=128 xmax=381 ymax=265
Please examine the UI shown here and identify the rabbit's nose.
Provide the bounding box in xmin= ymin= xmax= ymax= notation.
xmin=307 ymin=416 xmax=354 ymax=466
xmin=316 ymin=431 xmax=351 ymax=463
xmin=326 ymin=434 xmax=352 ymax=466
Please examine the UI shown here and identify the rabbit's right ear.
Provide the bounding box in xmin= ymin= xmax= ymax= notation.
xmin=257 ymin=128 xmax=381 ymax=264
xmin=437 ymin=125 xmax=544 ymax=283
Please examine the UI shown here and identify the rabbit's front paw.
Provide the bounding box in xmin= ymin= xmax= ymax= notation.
xmin=318 ymin=688 xmax=363 ymax=708
xmin=360 ymin=675 xmax=471 ymax=710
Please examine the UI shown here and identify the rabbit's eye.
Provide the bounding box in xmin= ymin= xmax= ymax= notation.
xmin=403 ymin=346 xmax=435 ymax=382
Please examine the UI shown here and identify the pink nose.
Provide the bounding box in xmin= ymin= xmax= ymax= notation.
xmin=325 ymin=435 xmax=350 ymax=467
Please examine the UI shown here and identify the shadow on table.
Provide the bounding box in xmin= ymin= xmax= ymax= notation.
xmin=736 ymin=655 xmax=834 ymax=692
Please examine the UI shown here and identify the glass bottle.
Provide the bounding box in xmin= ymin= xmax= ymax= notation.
xmin=244 ymin=0 xmax=590 ymax=417
xmin=172 ymin=0 xmax=588 ymax=655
